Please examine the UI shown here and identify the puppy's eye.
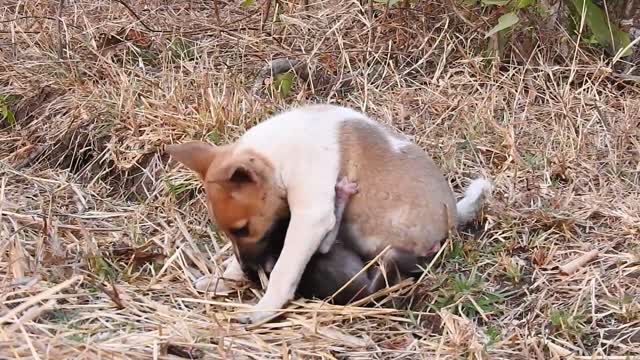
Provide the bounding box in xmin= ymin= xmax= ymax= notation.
xmin=229 ymin=224 xmax=249 ymax=237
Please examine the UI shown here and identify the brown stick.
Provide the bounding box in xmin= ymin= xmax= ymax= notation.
xmin=57 ymin=0 xmax=66 ymax=59
xmin=558 ymin=249 xmax=599 ymax=275
xmin=213 ymin=0 xmax=221 ymax=23
xmin=261 ymin=0 xmax=272 ymax=31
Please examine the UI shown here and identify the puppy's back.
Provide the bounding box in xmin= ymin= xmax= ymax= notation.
xmin=337 ymin=118 xmax=457 ymax=259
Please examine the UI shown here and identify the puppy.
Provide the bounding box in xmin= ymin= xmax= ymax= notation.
xmin=167 ymin=104 xmax=491 ymax=324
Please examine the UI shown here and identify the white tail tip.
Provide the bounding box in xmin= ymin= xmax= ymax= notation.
xmin=455 ymin=178 xmax=493 ymax=226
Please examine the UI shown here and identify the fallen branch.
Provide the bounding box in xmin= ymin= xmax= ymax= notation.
xmin=558 ymin=249 xmax=599 ymax=275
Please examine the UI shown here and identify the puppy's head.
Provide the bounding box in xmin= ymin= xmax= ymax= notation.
xmin=166 ymin=141 xmax=288 ymax=263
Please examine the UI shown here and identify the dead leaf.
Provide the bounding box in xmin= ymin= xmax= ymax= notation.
xmin=110 ymin=243 xmax=166 ymax=268
xmin=532 ymin=247 xmax=550 ymax=267
xmin=166 ymin=344 xmax=204 ymax=359
xmin=10 ymin=238 xmax=28 ymax=281
xmin=96 ymin=28 xmax=152 ymax=57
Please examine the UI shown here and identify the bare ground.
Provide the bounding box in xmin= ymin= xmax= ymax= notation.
xmin=1 ymin=0 xmax=639 ymax=359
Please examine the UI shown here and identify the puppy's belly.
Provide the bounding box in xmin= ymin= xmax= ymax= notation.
xmin=341 ymin=196 xmax=452 ymax=260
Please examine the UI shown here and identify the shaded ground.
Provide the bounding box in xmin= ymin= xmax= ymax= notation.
xmin=1 ymin=0 xmax=639 ymax=358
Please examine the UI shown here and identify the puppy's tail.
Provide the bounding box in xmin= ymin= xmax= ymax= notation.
xmin=455 ymin=177 xmax=493 ymax=227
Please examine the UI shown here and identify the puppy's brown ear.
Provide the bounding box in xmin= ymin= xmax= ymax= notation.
xmin=166 ymin=141 xmax=217 ymax=179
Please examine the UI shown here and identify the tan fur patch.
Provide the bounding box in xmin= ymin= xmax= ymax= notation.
xmin=337 ymin=120 xmax=457 ymax=259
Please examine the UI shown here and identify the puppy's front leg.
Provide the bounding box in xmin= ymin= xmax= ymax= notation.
xmin=240 ymin=196 xmax=336 ymax=324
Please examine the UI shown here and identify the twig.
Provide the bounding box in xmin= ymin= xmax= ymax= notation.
xmin=611 ymin=72 xmax=640 ymax=83
xmin=261 ymin=0 xmax=272 ymax=32
xmin=111 ymin=0 xmax=156 ymax=32
xmin=56 ymin=0 xmax=66 ymax=60
xmin=559 ymin=249 xmax=599 ymax=275
xmin=213 ymin=0 xmax=221 ymax=24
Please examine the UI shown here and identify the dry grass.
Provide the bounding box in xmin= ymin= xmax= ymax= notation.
xmin=1 ymin=0 xmax=639 ymax=358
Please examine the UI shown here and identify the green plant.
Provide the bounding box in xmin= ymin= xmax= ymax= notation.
xmin=88 ymin=255 xmax=118 ymax=281
xmin=485 ymin=326 xmax=501 ymax=345
xmin=432 ymin=272 xmax=508 ymax=318
xmin=470 ymin=0 xmax=634 ymax=57
xmin=373 ymin=0 xmax=403 ymax=6
xmin=568 ymin=0 xmax=632 ymax=56
xmin=485 ymin=12 xmax=520 ymax=39
xmin=549 ymin=309 xmax=586 ymax=339
xmin=608 ymin=293 xmax=640 ymax=323
xmin=271 ymin=72 xmax=295 ymax=97
xmin=477 ymin=0 xmax=537 ymax=40
xmin=446 ymin=242 xmax=465 ymax=264
xmin=504 ymin=260 xmax=522 ymax=284
xmin=168 ymin=37 xmax=197 ymax=62
xmin=0 ymin=95 xmax=16 ymax=126
xmin=446 ymin=240 xmax=481 ymax=265
xmin=207 ymin=131 xmax=222 ymax=145
xmin=165 ymin=178 xmax=197 ymax=197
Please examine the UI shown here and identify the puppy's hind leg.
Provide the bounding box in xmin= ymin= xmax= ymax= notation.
xmin=318 ymin=177 xmax=358 ymax=254
xmin=366 ymin=248 xmax=421 ymax=295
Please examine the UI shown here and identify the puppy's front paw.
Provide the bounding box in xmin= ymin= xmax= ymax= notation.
xmin=238 ymin=308 xmax=277 ymax=325
xmin=318 ymin=238 xmax=333 ymax=254
xmin=194 ymin=274 xmax=232 ymax=294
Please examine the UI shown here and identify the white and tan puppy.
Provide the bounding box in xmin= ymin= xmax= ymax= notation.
xmin=166 ymin=104 xmax=491 ymax=324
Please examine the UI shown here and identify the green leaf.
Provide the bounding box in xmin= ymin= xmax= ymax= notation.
xmin=481 ymin=0 xmax=510 ymax=5
xmin=240 ymin=0 xmax=255 ymax=8
xmin=372 ymin=0 xmax=402 ymax=6
xmin=272 ymin=72 xmax=295 ymax=97
xmin=515 ymin=0 xmax=534 ymax=9
xmin=90 ymin=256 xmax=116 ymax=280
xmin=485 ymin=12 xmax=519 ymax=38
xmin=570 ymin=0 xmax=633 ymax=56
xmin=0 ymin=97 xmax=16 ymax=126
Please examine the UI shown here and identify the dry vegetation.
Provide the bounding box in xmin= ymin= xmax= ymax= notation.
xmin=1 ymin=0 xmax=639 ymax=358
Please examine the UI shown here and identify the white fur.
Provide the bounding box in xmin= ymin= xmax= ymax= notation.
xmin=236 ymin=105 xmax=367 ymax=192
xmin=455 ymin=178 xmax=493 ymax=225
xmin=386 ymin=134 xmax=411 ymax=152
xmin=231 ymin=104 xmax=369 ymax=323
